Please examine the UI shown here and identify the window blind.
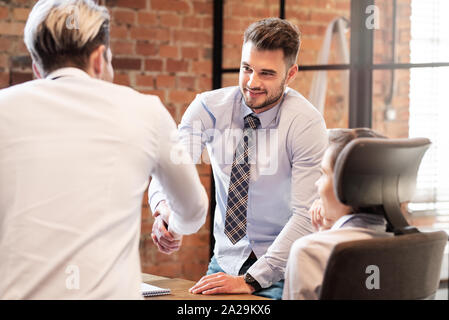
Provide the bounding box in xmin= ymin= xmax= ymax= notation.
xmin=409 ymin=0 xmax=449 ymax=211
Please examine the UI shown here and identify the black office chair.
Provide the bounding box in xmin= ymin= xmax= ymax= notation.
xmin=319 ymin=138 xmax=448 ymax=300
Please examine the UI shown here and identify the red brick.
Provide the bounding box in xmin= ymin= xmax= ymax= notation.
xmin=177 ymin=76 xmax=195 ymax=89
xmin=173 ymin=30 xmax=211 ymax=44
xmin=193 ymin=1 xmax=212 ymax=15
xmin=141 ymin=220 xmax=152 ymax=235
xmin=113 ymin=73 xmax=131 ymax=86
xmin=110 ymin=25 xmax=128 ymax=38
xmin=192 ymin=61 xmax=211 ymax=75
xmin=182 ymin=16 xmax=201 ymax=28
xmin=0 ymin=54 xmax=7 ymax=69
xmin=202 ymin=16 xmax=213 ymax=29
xmin=136 ymin=74 xmax=154 ymax=87
xmin=144 ymin=59 xmax=163 ymax=71
xmin=224 ymin=17 xmax=243 ymax=31
xmin=15 ymin=42 xmax=29 ymax=55
xmin=0 ymin=6 xmax=8 ymax=20
xmin=0 ymin=22 xmax=25 ymax=36
xmin=310 ymin=11 xmax=338 ymax=24
xmin=160 ymin=13 xmax=181 ymax=27
xmin=159 ymin=45 xmax=178 ymax=58
xmin=111 ymin=41 xmax=135 ymax=55
xmin=130 ymin=26 xmax=170 ymax=41
xmin=115 ymin=0 xmax=147 ymax=9
xmin=10 ymin=72 xmax=33 ymax=85
xmin=151 ymin=0 xmax=190 ymax=13
xmin=136 ymin=41 xmax=158 ymax=56
xmin=169 ymin=90 xmax=196 ymax=104
xmin=223 ymin=32 xmax=243 ymax=46
xmin=137 ymin=12 xmax=158 ymax=26
xmin=156 ymin=75 xmax=175 ymax=88
xmin=181 ymin=47 xmax=200 ymax=59
xmin=336 ymin=0 xmax=350 ymax=10
xmin=0 ymin=72 xmax=9 ymax=88
xmin=198 ymin=76 xmax=212 ymax=90
xmin=166 ymin=59 xmax=188 ymax=73
xmin=0 ymin=37 xmax=11 ymax=52
xmin=112 ymin=57 xmax=141 ymax=70
xmin=112 ymin=9 xmax=136 ymax=25
xmin=12 ymin=8 xmax=30 ymax=21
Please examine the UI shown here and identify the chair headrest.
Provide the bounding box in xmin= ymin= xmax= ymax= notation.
xmin=333 ymin=137 xmax=431 ymax=208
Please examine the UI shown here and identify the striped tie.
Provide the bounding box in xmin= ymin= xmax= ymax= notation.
xmin=224 ymin=114 xmax=260 ymax=245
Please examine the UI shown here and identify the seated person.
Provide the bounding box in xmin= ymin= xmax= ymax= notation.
xmin=282 ymin=128 xmax=392 ymax=300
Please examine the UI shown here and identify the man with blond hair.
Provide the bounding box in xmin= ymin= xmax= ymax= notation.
xmin=0 ymin=0 xmax=208 ymax=299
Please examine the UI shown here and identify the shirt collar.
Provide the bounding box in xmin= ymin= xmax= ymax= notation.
xmin=240 ymin=90 xmax=286 ymax=129
xmin=46 ymin=67 xmax=91 ymax=80
xmin=330 ymin=214 xmax=355 ymax=230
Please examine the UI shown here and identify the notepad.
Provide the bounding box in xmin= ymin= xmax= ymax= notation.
xmin=140 ymin=282 xmax=171 ymax=297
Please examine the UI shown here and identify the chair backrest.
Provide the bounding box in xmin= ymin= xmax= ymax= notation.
xmin=319 ymin=231 xmax=447 ymax=300
xmin=319 ymin=137 xmax=448 ymax=299
xmin=333 ymin=137 xmax=431 ymax=234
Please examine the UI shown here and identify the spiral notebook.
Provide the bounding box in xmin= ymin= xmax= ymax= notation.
xmin=140 ymin=282 xmax=171 ymax=297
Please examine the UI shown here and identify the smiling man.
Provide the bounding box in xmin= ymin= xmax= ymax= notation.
xmin=149 ymin=18 xmax=328 ymax=300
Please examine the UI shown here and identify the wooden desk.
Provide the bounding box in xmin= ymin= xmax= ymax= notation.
xmin=142 ymin=273 xmax=270 ymax=300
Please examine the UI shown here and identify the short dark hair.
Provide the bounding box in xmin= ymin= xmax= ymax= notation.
xmin=243 ymin=17 xmax=301 ymax=68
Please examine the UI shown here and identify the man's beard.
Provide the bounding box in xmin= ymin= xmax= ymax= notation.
xmin=242 ymin=78 xmax=286 ymax=110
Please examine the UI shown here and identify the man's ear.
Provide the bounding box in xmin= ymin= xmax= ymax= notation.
xmin=32 ymin=62 xmax=43 ymax=79
xmin=89 ymin=45 xmax=106 ymax=78
xmin=285 ymin=63 xmax=298 ymax=85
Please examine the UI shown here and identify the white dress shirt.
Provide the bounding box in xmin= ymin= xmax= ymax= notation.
xmin=283 ymin=214 xmax=392 ymax=300
xmin=0 ymin=68 xmax=208 ymax=299
xmin=148 ymin=86 xmax=328 ymax=288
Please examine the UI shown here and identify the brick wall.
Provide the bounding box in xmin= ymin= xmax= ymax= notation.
xmin=0 ymin=0 xmax=411 ymax=281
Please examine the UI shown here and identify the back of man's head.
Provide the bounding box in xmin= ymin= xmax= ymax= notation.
xmin=24 ymin=0 xmax=110 ymax=76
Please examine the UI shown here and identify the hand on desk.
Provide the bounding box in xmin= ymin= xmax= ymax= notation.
xmin=151 ymin=201 xmax=183 ymax=254
xmin=189 ymin=272 xmax=255 ymax=295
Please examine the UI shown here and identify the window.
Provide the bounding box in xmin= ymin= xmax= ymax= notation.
xmin=408 ymin=0 xmax=449 ymax=213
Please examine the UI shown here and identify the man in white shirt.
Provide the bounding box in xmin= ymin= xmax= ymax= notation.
xmin=0 ymin=0 xmax=208 ymax=299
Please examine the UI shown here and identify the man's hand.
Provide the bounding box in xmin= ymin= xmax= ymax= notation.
xmin=189 ymin=272 xmax=254 ymax=295
xmin=309 ymin=199 xmax=332 ymax=231
xmin=151 ymin=201 xmax=182 ymax=254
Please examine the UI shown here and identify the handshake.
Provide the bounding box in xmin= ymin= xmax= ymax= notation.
xmin=151 ymin=200 xmax=183 ymax=254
